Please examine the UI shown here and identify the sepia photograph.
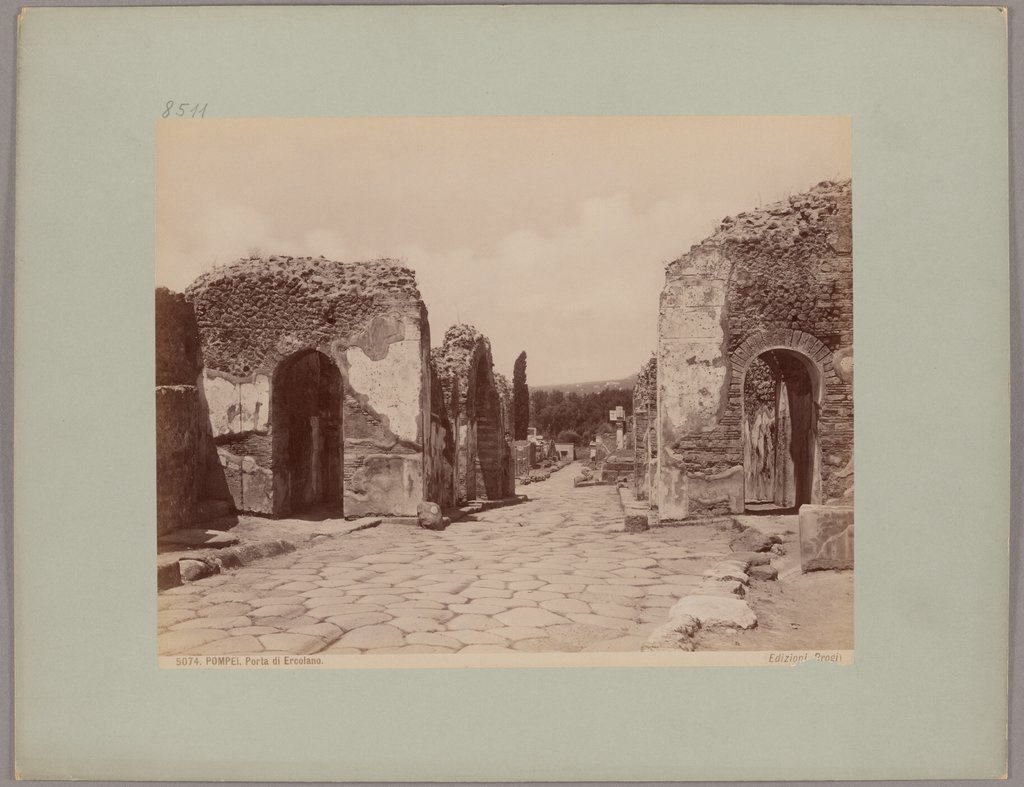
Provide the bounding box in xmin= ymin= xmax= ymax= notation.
xmin=12 ymin=2 xmax=1012 ymax=778
xmin=154 ymin=116 xmax=854 ymax=665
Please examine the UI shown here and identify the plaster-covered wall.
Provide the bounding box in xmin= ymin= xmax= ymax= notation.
xmin=203 ymin=370 xmax=270 ymax=436
xmin=184 ymin=256 xmax=434 ymax=517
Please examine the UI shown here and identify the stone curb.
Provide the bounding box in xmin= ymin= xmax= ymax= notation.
xmin=157 ymin=518 xmax=383 ymax=591
xmin=449 ymin=495 xmax=528 ymax=522
xmin=159 ymin=539 xmax=297 ymax=590
xmin=572 ymin=479 xmax=609 ymax=488
xmin=653 ymin=515 xmax=738 ymax=529
xmin=642 ymin=553 xmax=762 ymax=651
xmin=381 ymin=496 xmax=528 ymax=528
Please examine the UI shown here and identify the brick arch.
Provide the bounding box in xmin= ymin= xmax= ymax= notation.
xmin=260 ymin=338 xmax=337 ymax=378
xmin=731 ymin=329 xmax=831 ymax=396
xmin=731 ymin=330 xmax=829 ymax=508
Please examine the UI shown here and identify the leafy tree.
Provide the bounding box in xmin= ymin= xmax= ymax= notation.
xmin=556 ymin=429 xmax=582 ymax=445
xmin=512 ymin=351 xmax=529 ymax=440
xmin=532 ymin=386 xmax=633 ymax=445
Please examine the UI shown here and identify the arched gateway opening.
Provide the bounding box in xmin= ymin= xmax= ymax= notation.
xmin=271 ymin=349 xmax=343 ymax=517
xmin=742 ymin=348 xmax=820 ymax=513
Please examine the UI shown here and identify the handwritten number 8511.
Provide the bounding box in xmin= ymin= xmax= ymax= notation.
xmin=162 ymin=101 xmax=208 ymax=118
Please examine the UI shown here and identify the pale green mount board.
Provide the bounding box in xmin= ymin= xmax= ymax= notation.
xmin=14 ymin=5 xmax=1008 ymax=781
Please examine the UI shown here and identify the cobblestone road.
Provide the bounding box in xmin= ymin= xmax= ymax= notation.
xmin=158 ymin=463 xmax=737 ymax=656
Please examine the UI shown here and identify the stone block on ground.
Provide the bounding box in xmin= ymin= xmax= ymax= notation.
xmin=417 ymin=502 xmax=447 ymax=530
xmin=179 ymin=558 xmax=218 ymax=582
xmin=798 ymin=505 xmax=854 ymax=571
xmin=748 ymin=563 xmax=779 ymax=581
xmin=157 ymin=559 xmax=182 ymax=591
xmin=670 ymin=595 xmax=757 ymax=630
xmin=212 ymin=539 xmax=296 ymax=570
xmin=624 ymin=506 xmax=650 ymax=534
xmin=729 ymin=530 xmax=777 ymax=553
xmin=641 ymin=615 xmax=700 ymax=651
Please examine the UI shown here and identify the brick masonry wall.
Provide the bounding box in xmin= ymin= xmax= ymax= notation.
xmin=658 ymin=180 xmax=853 ymax=518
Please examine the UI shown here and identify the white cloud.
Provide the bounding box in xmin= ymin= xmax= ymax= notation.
xmin=156 ymin=117 xmax=849 ymax=385
xmin=159 ymin=190 xmax=734 ymax=384
xmin=390 ymin=191 xmax=735 ymax=384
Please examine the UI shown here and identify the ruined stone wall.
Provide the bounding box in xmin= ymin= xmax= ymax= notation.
xmin=185 ymin=256 xmax=433 ymax=517
xmin=426 ymin=358 xmax=456 ymax=509
xmin=434 ymin=324 xmax=515 ymax=504
xmin=657 ymin=180 xmax=853 ymax=520
xmin=155 ymin=288 xmax=203 ymax=533
xmin=495 ymin=372 xmax=513 ymax=440
xmin=632 ymin=355 xmax=658 ymax=501
xmin=494 ymin=372 xmax=516 ymax=493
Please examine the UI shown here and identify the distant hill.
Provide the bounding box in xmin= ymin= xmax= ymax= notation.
xmin=531 ymin=372 xmax=639 ymax=395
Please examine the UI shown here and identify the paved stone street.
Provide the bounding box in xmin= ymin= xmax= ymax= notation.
xmin=158 ymin=463 xmax=739 ymax=656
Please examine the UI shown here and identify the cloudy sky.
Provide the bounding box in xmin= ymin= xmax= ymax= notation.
xmin=156 ymin=116 xmax=850 ymax=385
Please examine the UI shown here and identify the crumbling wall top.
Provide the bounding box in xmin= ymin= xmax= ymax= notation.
xmin=184 ymin=256 xmax=424 ymax=375
xmin=187 ymin=256 xmax=421 ymax=304
xmin=666 ymin=179 xmax=852 ymax=278
xmin=494 ymin=371 xmax=511 ymax=405
xmin=494 ymin=371 xmax=513 ymax=434
xmin=433 ymin=324 xmax=493 ymax=413
xmin=155 ymin=286 xmax=203 ymax=386
xmin=633 ymin=354 xmax=657 ymax=411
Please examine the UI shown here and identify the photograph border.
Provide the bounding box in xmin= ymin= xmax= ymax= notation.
xmin=7 ymin=2 xmax=1016 ymax=783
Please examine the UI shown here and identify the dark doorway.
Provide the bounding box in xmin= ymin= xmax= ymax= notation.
xmin=742 ymin=349 xmax=818 ymax=513
xmin=271 ymin=350 xmax=343 ymax=517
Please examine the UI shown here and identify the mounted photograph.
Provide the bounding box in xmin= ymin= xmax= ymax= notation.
xmin=154 ymin=116 xmax=854 ymax=666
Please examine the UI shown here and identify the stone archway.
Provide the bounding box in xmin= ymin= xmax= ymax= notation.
xmin=734 ymin=330 xmax=826 ymax=511
xmin=270 ymin=349 xmax=343 ymax=517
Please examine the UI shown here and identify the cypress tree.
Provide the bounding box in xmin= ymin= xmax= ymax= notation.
xmin=512 ymin=351 xmax=529 ymax=440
